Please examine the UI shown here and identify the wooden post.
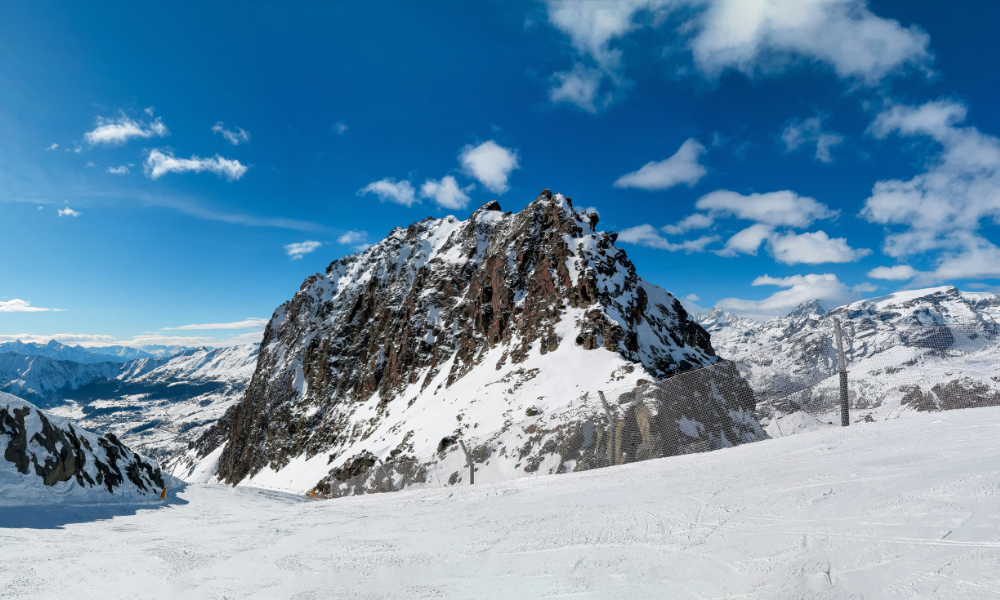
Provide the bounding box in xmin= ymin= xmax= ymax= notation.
xmin=458 ymin=440 xmax=474 ymax=485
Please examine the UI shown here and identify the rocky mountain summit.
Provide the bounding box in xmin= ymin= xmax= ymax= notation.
xmin=200 ymin=190 xmax=766 ymax=493
xmin=696 ymin=286 xmax=1000 ymax=427
xmin=1 ymin=391 xmax=166 ymax=506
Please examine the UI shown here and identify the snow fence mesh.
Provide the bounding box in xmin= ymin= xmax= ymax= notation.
xmin=310 ymin=323 xmax=1000 ymax=499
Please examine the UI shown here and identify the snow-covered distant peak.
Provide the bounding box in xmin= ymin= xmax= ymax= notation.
xmin=786 ymin=299 xmax=827 ymax=320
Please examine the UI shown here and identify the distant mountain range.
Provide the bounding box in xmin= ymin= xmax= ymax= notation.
xmin=0 ymin=342 xmax=259 ymax=474
xmin=695 ymin=285 xmax=1000 ymax=432
xmin=0 ymin=340 xmax=200 ymax=363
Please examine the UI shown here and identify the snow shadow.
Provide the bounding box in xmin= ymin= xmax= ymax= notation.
xmin=0 ymin=486 xmax=189 ymax=530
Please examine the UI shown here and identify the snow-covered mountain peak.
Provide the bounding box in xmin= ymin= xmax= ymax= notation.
xmin=203 ymin=189 xmax=762 ymax=490
xmin=786 ymin=299 xmax=827 ymax=320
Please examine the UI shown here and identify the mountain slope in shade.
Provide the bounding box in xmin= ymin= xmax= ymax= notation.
xmin=195 ymin=191 xmax=766 ymax=493
xmin=0 ymin=391 xmax=166 ymax=506
xmin=696 ymin=286 xmax=1000 ymax=428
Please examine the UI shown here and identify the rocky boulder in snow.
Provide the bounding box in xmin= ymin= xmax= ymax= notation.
xmin=1 ymin=392 xmax=166 ymax=506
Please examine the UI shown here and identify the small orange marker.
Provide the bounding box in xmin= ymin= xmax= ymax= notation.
xmin=160 ymin=487 xmax=167 ymax=500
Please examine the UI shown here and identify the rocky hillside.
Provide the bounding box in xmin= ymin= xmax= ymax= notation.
xmin=1 ymin=392 xmax=165 ymax=506
xmin=197 ymin=190 xmax=767 ymax=493
xmin=696 ymin=286 xmax=1000 ymax=428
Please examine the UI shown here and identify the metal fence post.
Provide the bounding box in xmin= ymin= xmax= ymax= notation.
xmin=835 ymin=318 xmax=849 ymax=426
xmin=598 ymin=391 xmax=615 ymax=466
xmin=458 ymin=440 xmax=474 ymax=485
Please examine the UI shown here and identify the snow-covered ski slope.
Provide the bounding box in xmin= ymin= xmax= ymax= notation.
xmin=3 ymin=407 xmax=999 ymax=598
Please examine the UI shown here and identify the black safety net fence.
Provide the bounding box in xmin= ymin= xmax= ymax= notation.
xmin=307 ymin=323 xmax=1000 ymax=499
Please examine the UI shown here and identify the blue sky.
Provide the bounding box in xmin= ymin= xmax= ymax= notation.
xmin=2 ymin=0 xmax=999 ymax=346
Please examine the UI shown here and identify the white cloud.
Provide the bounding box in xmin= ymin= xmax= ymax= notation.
xmin=688 ymin=0 xmax=931 ymax=84
xmin=861 ymin=100 xmax=1000 ymax=282
xmin=144 ymin=106 xmax=155 ymax=116
xmin=337 ymin=230 xmax=368 ymax=245
xmin=334 ymin=121 xmax=349 ymax=135
xmin=683 ymin=293 xmax=700 ymax=302
xmin=358 ymin=178 xmax=418 ymax=207
xmin=0 ymin=299 xmax=65 ymax=313
xmin=781 ymin=117 xmax=845 ymax=163
xmin=46 ymin=143 xmax=58 ymax=151
xmin=420 ymin=176 xmax=473 ymax=210
xmin=57 ymin=207 xmax=81 ymax=217
xmin=614 ymin=139 xmax=708 ymax=190
xmin=868 ymin=265 xmax=918 ymax=280
xmin=284 ymin=240 xmax=322 ymax=260
xmin=630 ymin=189 xmax=861 ymax=263
xmin=85 ymin=113 xmax=169 ymax=146
xmin=716 ymin=226 xmax=869 ymax=264
xmin=661 ymin=212 xmax=714 ymax=235
xmin=106 ymin=165 xmax=130 ymax=175
xmin=144 ymin=149 xmax=248 ymax=181
xmin=549 ymin=63 xmax=608 ymax=112
xmin=459 ymin=141 xmax=520 ymax=194
xmin=212 ymin=122 xmax=251 ymax=145
xmin=716 ymin=223 xmax=773 ymax=257
xmin=715 ymin=273 xmax=861 ymax=320
xmin=163 ymin=318 xmax=268 ymax=331
xmin=543 ymin=0 xmax=930 ymax=110
xmin=768 ymin=230 xmax=871 ymax=264
xmin=617 ymin=224 xmax=719 ymax=252
xmin=696 ymin=189 xmax=836 ymax=227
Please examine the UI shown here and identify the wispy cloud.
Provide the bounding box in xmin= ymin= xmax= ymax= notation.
xmin=0 ymin=299 xmax=66 ymax=312
xmin=334 ymin=121 xmax=349 ymax=135
xmin=544 ymin=0 xmax=932 ymax=110
xmin=46 ymin=143 xmax=59 ymax=151
xmin=106 ymin=165 xmax=130 ymax=175
xmin=85 ymin=113 xmax=169 ymax=146
xmin=212 ymin=122 xmax=251 ymax=145
xmin=337 ymin=230 xmax=367 ymax=245
xmin=358 ymin=178 xmax=418 ymax=206
xmin=144 ymin=149 xmax=248 ymax=181
xmin=163 ymin=318 xmax=268 ymax=331
xmin=617 ymin=224 xmax=719 ymax=252
xmin=284 ymin=240 xmax=322 ymax=260
xmin=781 ymin=116 xmax=844 ymax=163
xmin=862 ymin=99 xmax=1000 ymax=283
xmin=0 ymin=333 xmax=115 ymax=344
xmin=614 ymin=139 xmax=707 ymax=190
xmin=57 ymin=207 xmax=81 ymax=217
xmin=716 ymin=273 xmax=871 ymax=321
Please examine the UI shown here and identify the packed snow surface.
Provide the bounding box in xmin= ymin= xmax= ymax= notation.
xmin=3 ymin=407 xmax=999 ymax=598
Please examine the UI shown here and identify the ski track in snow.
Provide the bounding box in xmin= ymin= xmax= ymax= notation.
xmin=3 ymin=408 xmax=1000 ymax=599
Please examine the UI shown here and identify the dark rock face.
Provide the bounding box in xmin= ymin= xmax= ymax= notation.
xmin=213 ymin=191 xmax=721 ymax=486
xmin=1 ymin=394 xmax=164 ymax=496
